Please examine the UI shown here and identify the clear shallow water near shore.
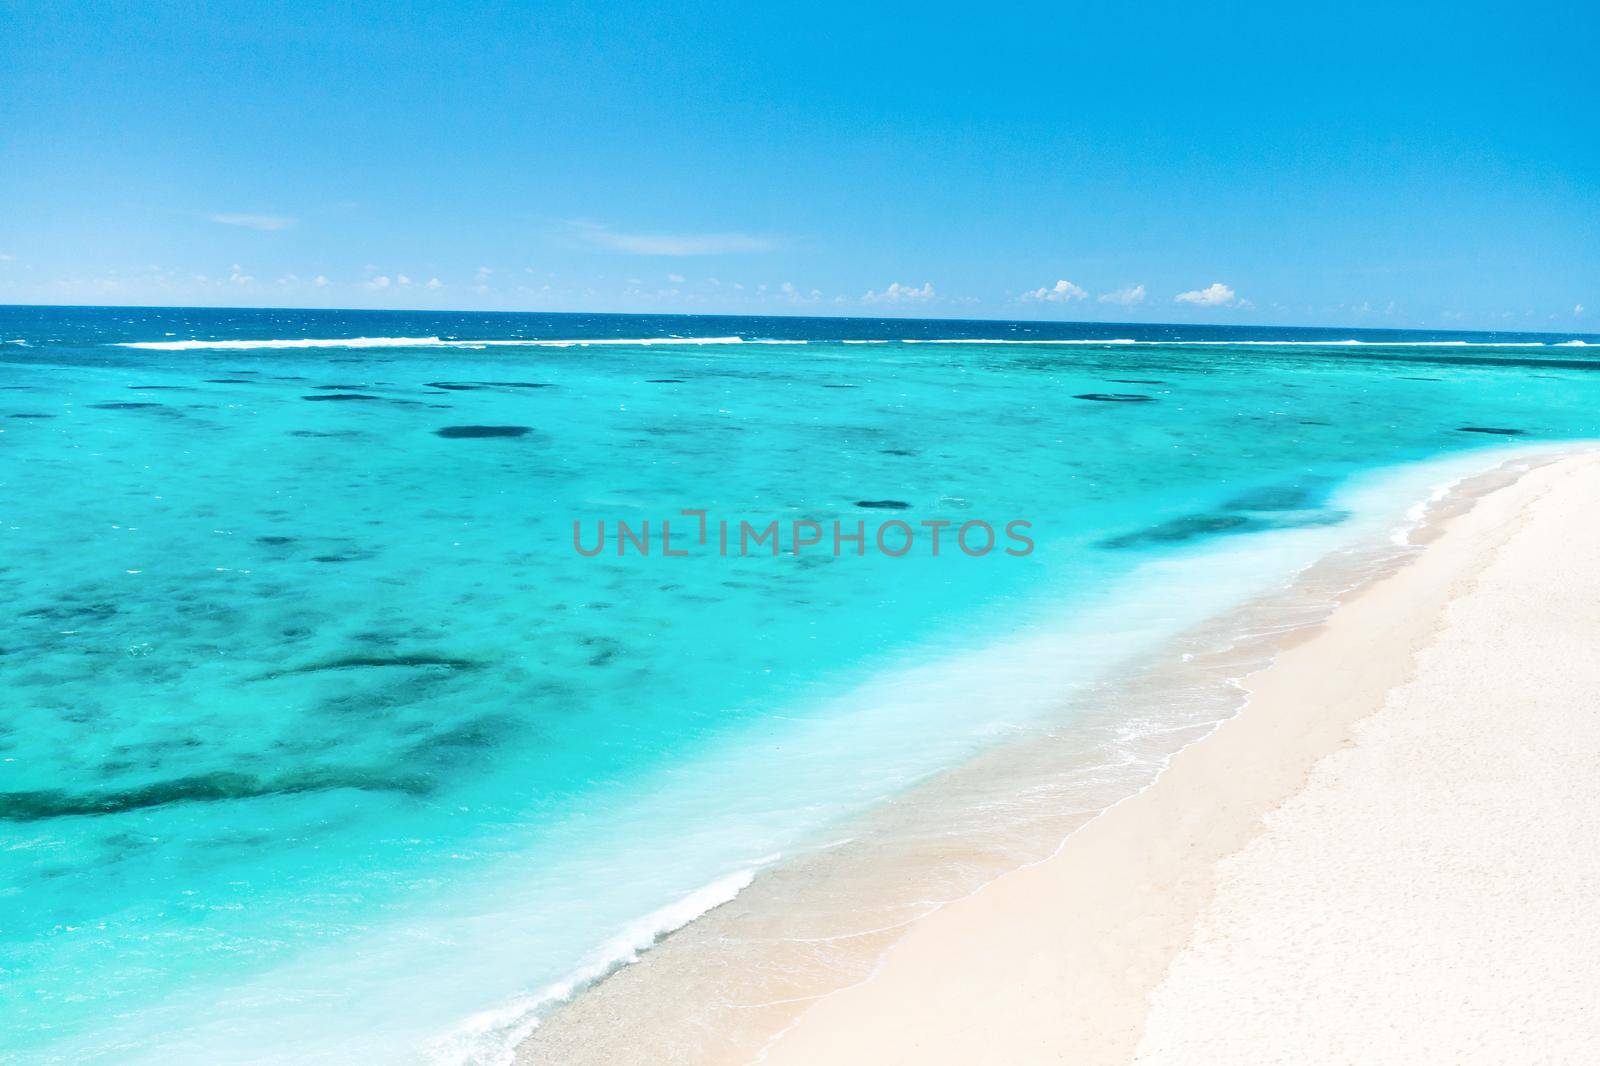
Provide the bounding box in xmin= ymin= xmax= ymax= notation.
xmin=3 ymin=307 xmax=1599 ymax=1063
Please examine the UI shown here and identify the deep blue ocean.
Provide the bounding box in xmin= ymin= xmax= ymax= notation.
xmin=3 ymin=306 xmax=1598 ymax=1063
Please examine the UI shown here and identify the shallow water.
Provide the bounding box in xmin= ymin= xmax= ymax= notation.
xmin=2 ymin=307 xmax=1598 ymax=1063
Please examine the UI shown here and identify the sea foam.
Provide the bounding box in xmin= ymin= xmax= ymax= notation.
xmin=425 ymin=864 xmax=766 ymax=1066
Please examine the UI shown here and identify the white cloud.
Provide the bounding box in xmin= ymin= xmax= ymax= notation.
xmin=667 ymin=273 xmax=686 ymax=284
xmin=1021 ymin=279 xmax=1087 ymax=303
xmin=228 ymin=264 xmax=253 ymax=285
xmin=208 ymin=213 xmax=295 ymax=231
xmin=1577 ymin=303 xmax=1586 ymax=316
xmin=363 ymin=275 xmax=392 ymax=290
xmin=1097 ymin=283 xmax=1146 ymax=306
xmin=777 ymin=280 xmax=822 ymax=304
xmin=0 ymin=253 xmax=14 ymax=261
xmin=1175 ymin=282 xmax=1238 ymax=307
xmin=313 ymin=275 xmax=328 ymax=286
xmin=397 ymin=275 xmax=411 ymax=286
xmin=568 ymin=220 xmax=777 ymax=256
xmin=863 ymin=281 xmax=936 ymax=304
xmin=427 ymin=277 xmax=442 ymax=290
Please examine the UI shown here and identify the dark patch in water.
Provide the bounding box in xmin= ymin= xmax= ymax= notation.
xmin=313 ymin=384 xmax=372 ymax=391
xmin=256 ymin=535 xmax=296 ymax=546
xmin=127 ymin=385 xmax=191 ymax=391
xmin=581 ymin=635 xmax=621 ymax=667
xmin=645 ymin=379 xmax=685 ymax=384
xmin=1108 ymin=378 xmax=1166 ymax=385
xmin=257 ymin=653 xmax=480 ymax=681
xmin=407 ymin=715 xmax=517 ymax=768
xmin=1223 ymin=484 xmax=1326 ymax=512
xmin=1099 ymin=509 xmax=1349 ymax=550
xmin=1073 ymin=393 xmax=1155 ymax=403
xmin=7 ymin=413 xmax=54 ymax=419
xmin=0 ymin=769 xmax=432 ymax=822
xmin=822 ymin=384 xmax=859 ymax=389
xmin=881 ymin=448 xmax=916 ymax=456
xmin=205 ymin=378 xmax=256 ymax=384
xmin=311 ymin=552 xmax=375 ymax=563
xmin=1456 ymin=426 xmax=1525 ymax=436
xmin=288 ymin=429 xmax=363 ymax=438
xmin=89 ymin=402 xmax=163 ymax=410
xmin=301 ymin=393 xmax=383 ymax=402
xmin=22 ymin=601 xmax=118 ymax=623
xmin=1101 ymin=513 xmax=1260 ymax=548
xmin=424 ymin=381 xmax=555 ymax=391
xmin=1401 ymin=376 xmax=1443 ymax=381
xmin=435 ymin=425 xmax=532 ymax=438
xmin=855 ymin=499 xmax=911 ymax=510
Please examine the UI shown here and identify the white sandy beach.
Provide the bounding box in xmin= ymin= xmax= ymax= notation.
xmin=746 ymin=451 xmax=1600 ymax=1065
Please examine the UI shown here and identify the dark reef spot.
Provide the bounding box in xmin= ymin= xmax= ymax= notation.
xmin=1073 ymin=393 xmax=1155 ymax=403
xmin=1100 ymin=509 xmax=1349 ymax=550
xmin=1401 ymin=376 xmax=1443 ymax=381
xmin=288 ymin=429 xmax=363 ymax=438
xmin=301 ymin=393 xmax=383 ymax=402
xmin=256 ymin=653 xmax=480 ymax=681
xmin=435 ymin=425 xmax=533 ymax=439
xmin=1108 ymin=379 xmax=1166 ymax=385
xmin=1298 ymin=420 xmax=1331 ymax=426
xmin=311 ymin=553 xmax=372 ymax=564
xmin=645 ymin=379 xmax=685 ymax=384
xmin=1100 ymin=513 xmax=1261 ymax=548
xmin=881 ymin=448 xmax=916 ymax=456
xmin=0 ymin=769 xmax=433 ymax=822
xmin=7 ymin=413 xmax=54 ymax=419
xmin=1223 ymin=484 xmax=1325 ymax=512
xmin=580 ymin=635 xmax=621 ymax=668
xmin=22 ymin=601 xmax=119 ymax=623
xmin=424 ymin=381 xmax=555 ymax=391
xmin=855 ymin=499 xmax=911 ymax=510
xmin=1456 ymin=426 xmax=1525 ymax=436
xmin=313 ymin=384 xmax=372 ymax=391
xmin=822 ymin=383 xmax=859 ymax=389
xmin=205 ymin=378 xmax=256 ymax=384
xmin=127 ymin=385 xmax=191 ymax=391
xmin=256 ymin=535 xmax=296 ymax=546
xmin=408 ymin=715 xmax=516 ymax=768
xmin=89 ymin=402 xmax=163 ymax=410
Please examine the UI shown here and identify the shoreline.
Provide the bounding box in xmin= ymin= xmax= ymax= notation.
xmin=751 ymin=448 xmax=1600 ymax=1064
xmin=512 ymin=443 xmax=1593 ymax=1065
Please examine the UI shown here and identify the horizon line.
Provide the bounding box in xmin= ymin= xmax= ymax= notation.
xmin=1 ymin=301 xmax=1596 ymax=342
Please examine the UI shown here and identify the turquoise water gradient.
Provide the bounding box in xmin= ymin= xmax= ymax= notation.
xmin=3 ymin=308 xmax=1598 ymax=1062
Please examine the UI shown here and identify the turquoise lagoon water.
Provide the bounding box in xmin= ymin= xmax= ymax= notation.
xmin=2 ymin=307 xmax=1598 ymax=1063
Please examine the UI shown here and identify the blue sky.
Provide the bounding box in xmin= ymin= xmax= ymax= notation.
xmin=1 ymin=1 xmax=1595 ymax=329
